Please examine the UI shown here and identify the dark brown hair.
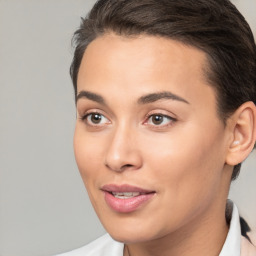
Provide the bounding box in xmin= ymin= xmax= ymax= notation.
xmin=70 ymin=0 xmax=256 ymax=180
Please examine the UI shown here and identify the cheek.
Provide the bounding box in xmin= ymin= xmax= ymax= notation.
xmin=73 ymin=126 xmax=104 ymax=182
xmin=143 ymin=123 xmax=225 ymax=202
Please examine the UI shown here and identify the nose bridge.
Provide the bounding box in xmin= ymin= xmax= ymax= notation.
xmin=105 ymin=121 xmax=141 ymax=172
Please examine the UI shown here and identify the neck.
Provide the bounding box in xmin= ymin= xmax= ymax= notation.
xmin=124 ymin=200 xmax=229 ymax=256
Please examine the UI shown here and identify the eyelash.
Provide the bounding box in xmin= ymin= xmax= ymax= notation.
xmin=80 ymin=111 xmax=177 ymax=129
xmin=144 ymin=113 xmax=177 ymax=128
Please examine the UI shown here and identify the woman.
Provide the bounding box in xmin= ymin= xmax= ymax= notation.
xmin=58 ymin=0 xmax=256 ymax=255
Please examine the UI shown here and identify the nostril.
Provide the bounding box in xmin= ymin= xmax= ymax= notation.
xmin=124 ymin=164 xmax=133 ymax=168
xmin=107 ymin=164 xmax=135 ymax=172
xmin=121 ymin=164 xmax=134 ymax=170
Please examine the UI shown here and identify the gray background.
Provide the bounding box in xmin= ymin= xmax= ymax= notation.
xmin=0 ymin=0 xmax=255 ymax=255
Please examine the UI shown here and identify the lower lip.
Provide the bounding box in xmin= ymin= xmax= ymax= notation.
xmin=104 ymin=192 xmax=155 ymax=213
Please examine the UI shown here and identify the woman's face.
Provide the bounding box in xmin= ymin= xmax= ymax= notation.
xmin=74 ymin=34 xmax=231 ymax=243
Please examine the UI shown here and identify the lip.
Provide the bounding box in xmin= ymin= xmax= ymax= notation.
xmin=101 ymin=184 xmax=154 ymax=193
xmin=101 ymin=184 xmax=156 ymax=213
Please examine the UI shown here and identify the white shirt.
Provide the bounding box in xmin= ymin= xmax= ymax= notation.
xmin=56 ymin=202 xmax=256 ymax=256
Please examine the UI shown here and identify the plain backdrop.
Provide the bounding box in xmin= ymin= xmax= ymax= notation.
xmin=0 ymin=0 xmax=255 ymax=255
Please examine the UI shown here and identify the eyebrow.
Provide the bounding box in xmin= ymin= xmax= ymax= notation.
xmin=138 ymin=91 xmax=190 ymax=105
xmin=76 ymin=90 xmax=189 ymax=105
xmin=76 ymin=91 xmax=106 ymax=105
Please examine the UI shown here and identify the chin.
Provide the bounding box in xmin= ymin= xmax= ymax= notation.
xmin=103 ymin=219 xmax=164 ymax=244
xmin=109 ymin=231 xmax=153 ymax=244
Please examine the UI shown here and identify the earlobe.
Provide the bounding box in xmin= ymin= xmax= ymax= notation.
xmin=226 ymin=101 xmax=256 ymax=166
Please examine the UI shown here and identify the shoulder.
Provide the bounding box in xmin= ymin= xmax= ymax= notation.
xmin=55 ymin=234 xmax=124 ymax=256
xmin=248 ymin=231 xmax=256 ymax=246
xmin=241 ymin=234 xmax=256 ymax=256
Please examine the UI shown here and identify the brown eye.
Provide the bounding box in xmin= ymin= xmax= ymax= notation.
xmin=152 ymin=115 xmax=164 ymax=125
xmin=90 ymin=113 xmax=102 ymax=124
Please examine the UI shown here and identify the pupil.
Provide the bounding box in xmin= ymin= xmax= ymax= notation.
xmin=153 ymin=115 xmax=163 ymax=125
xmin=92 ymin=114 xmax=102 ymax=124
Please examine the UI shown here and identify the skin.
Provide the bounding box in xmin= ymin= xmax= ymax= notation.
xmin=74 ymin=34 xmax=254 ymax=256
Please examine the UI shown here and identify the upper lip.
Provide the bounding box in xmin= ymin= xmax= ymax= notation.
xmin=101 ymin=184 xmax=155 ymax=194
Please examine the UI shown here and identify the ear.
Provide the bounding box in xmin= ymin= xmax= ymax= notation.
xmin=225 ymin=101 xmax=256 ymax=166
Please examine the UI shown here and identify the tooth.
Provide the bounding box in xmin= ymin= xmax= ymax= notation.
xmin=112 ymin=192 xmax=124 ymax=196
xmin=112 ymin=192 xmax=141 ymax=198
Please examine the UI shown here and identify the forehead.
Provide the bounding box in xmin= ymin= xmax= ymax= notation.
xmin=77 ymin=34 xmax=216 ymax=111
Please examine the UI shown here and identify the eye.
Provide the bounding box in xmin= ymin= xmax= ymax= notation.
xmin=81 ymin=112 xmax=110 ymax=126
xmin=146 ymin=114 xmax=176 ymax=127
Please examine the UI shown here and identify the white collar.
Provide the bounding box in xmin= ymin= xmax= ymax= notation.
xmin=219 ymin=200 xmax=241 ymax=256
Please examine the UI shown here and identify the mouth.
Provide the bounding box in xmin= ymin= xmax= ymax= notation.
xmin=101 ymin=184 xmax=156 ymax=213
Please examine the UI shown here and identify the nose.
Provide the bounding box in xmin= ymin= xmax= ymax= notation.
xmin=104 ymin=125 xmax=142 ymax=172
